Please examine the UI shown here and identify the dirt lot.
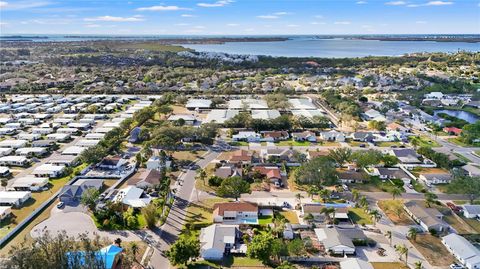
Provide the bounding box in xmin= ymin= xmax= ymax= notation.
xmin=377 ymin=200 xmax=415 ymax=225
xmin=410 ymin=234 xmax=456 ymax=266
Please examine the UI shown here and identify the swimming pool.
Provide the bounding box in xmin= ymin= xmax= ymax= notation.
xmin=241 ymin=218 xmax=258 ymax=224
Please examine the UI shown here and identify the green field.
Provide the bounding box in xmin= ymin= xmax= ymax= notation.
xmin=348 ymin=207 xmax=373 ymax=225
xmin=276 ymin=139 xmax=311 ymax=146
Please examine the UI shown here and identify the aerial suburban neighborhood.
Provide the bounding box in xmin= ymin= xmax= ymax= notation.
xmin=0 ymin=2 xmax=479 ymax=268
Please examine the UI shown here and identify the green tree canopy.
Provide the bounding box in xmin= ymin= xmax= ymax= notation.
xmin=166 ymin=234 xmax=200 ymax=266
xmin=217 ymin=176 xmax=251 ymax=200
xmin=294 ymin=156 xmax=338 ymax=187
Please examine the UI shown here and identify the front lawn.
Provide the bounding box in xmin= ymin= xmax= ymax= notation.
xmin=462 ymin=217 xmax=480 ymax=234
xmin=447 ymin=138 xmax=470 ymax=147
xmin=258 ymin=215 xmax=273 ymax=225
xmin=185 ymin=198 xmax=230 ymax=227
xmin=409 ymin=234 xmax=455 ymax=266
xmin=376 ymin=141 xmax=402 ymax=147
xmin=172 ymin=150 xmax=206 ymax=161
xmin=377 ymin=200 xmax=414 ymax=225
xmin=188 ymin=256 xmax=266 ymax=269
xmin=409 ymin=136 xmax=441 ymax=148
xmin=279 ymin=210 xmax=300 ymax=224
xmin=276 ymin=139 xmax=311 ymax=146
xmin=348 ymin=207 xmax=373 ymax=225
xmin=354 ymin=176 xmax=405 ymax=193
xmin=229 ymin=141 xmax=249 ymax=146
xmin=372 ymin=262 xmax=408 ymax=269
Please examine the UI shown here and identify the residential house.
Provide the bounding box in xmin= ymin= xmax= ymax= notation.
xmin=0 ymin=166 xmax=10 ymax=177
xmin=11 ymin=176 xmax=49 ymax=191
xmin=232 ymin=131 xmax=261 ymax=142
xmin=186 ymin=99 xmax=212 ymax=110
xmin=127 ymin=169 xmax=162 ymax=189
xmin=371 ymin=167 xmax=411 ymax=181
xmin=462 ymin=205 xmax=480 ymax=219
xmin=442 ymin=233 xmax=480 ymax=269
xmin=228 ymin=150 xmax=253 ymax=165
xmin=213 ymin=202 xmax=259 ymax=224
xmin=0 ymin=191 xmax=31 ymax=207
xmin=61 ymin=146 xmax=86 ymax=156
xmin=167 ymin=114 xmax=197 ymax=125
xmin=98 ymin=155 xmax=126 ymax=170
xmin=0 ymin=156 xmax=29 ymax=166
xmin=389 ymin=149 xmax=425 ymax=167
xmin=113 ymin=186 xmax=152 ymax=208
xmin=146 ymin=156 xmax=171 ymax=171
xmin=48 ymin=154 xmax=78 ymax=167
xmin=386 ymin=122 xmax=410 ymax=133
xmin=252 ymin=166 xmax=282 ymax=183
xmin=419 ymin=171 xmax=452 ymax=185
xmin=291 ymin=131 xmax=316 ymax=142
xmin=443 ymin=127 xmax=462 ymax=136
xmin=319 ymin=130 xmax=345 ymax=142
xmin=260 ymin=148 xmax=295 ymax=163
xmin=288 ymin=98 xmax=317 ymax=110
xmin=307 ymin=150 xmax=329 ymax=160
xmin=200 ymin=224 xmax=243 ymax=261
xmin=302 ymin=204 xmax=350 ymax=222
xmin=33 ymin=164 xmax=65 ymax=178
xmin=315 ymin=227 xmax=366 ymax=255
xmin=58 ymin=179 xmax=103 ymax=204
xmin=0 ymin=139 xmax=28 ymax=149
xmin=0 ymin=206 xmax=11 ymax=221
xmin=251 ymin=110 xmax=281 ymax=120
xmin=350 ymin=132 xmax=374 ymax=143
xmin=261 ymin=131 xmax=289 ymax=142
xmin=205 ymin=109 xmax=239 ymax=124
xmin=338 ymin=170 xmax=365 ymax=184
xmin=214 ymin=165 xmax=242 ymax=179
xmin=363 ymin=109 xmax=386 ymax=122
xmin=403 ymin=200 xmax=449 ymax=232
xmin=462 ymin=164 xmax=480 ymax=177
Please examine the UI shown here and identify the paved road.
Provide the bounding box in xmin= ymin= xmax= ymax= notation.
xmin=148 ymin=151 xmax=220 ymax=269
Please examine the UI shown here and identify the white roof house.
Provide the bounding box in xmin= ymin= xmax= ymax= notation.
xmin=200 ymin=224 xmax=240 ymax=261
xmin=205 ymin=110 xmax=239 ymax=124
xmin=15 ymin=147 xmax=48 ymax=156
xmin=62 ymin=146 xmax=86 ymax=156
xmin=288 ymin=98 xmax=317 ymax=110
xmin=340 ymin=259 xmax=373 ymax=269
xmin=85 ymin=133 xmax=105 ymax=140
xmin=228 ymin=99 xmax=268 ymax=110
xmin=0 ymin=166 xmax=10 ymax=176
xmin=103 ymin=122 xmax=121 ymax=128
xmin=67 ymin=122 xmax=91 ymax=129
xmin=251 ymin=110 xmax=281 ymax=120
xmin=442 ymin=233 xmax=480 ymax=269
xmin=17 ymin=133 xmax=42 ymax=141
xmin=56 ymin=128 xmax=79 ymax=134
xmin=93 ymin=127 xmax=114 ymax=133
xmin=113 ymin=186 xmax=152 ymax=208
xmin=0 ymin=156 xmax=29 ymax=166
xmin=0 ymin=191 xmax=31 ymax=207
xmin=46 ymin=133 xmax=71 ymax=142
xmin=48 ymin=154 xmax=78 ymax=167
xmin=0 ymin=139 xmax=28 ymax=149
xmin=31 ymin=128 xmax=54 ymax=134
xmin=0 ymin=148 xmax=13 ymax=157
xmin=0 ymin=206 xmax=11 ymax=220
xmin=167 ymin=114 xmax=197 ymax=124
xmin=291 ymin=109 xmax=325 ymax=118
xmin=33 ymin=164 xmax=65 ymax=178
xmin=186 ymin=99 xmax=212 ymax=110
xmin=11 ymin=176 xmax=49 ymax=191
xmin=0 ymin=128 xmax=17 ymax=135
xmin=462 ymin=205 xmax=480 ymax=219
xmin=76 ymin=139 xmax=100 ymax=148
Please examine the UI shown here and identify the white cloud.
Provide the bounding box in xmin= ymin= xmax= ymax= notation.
xmin=415 ymin=20 xmax=427 ymax=23
xmin=287 ymin=24 xmax=299 ymax=27
xmin=334 ymin=21 xmax=351 ymax=25
xmin=84 ymin=24 xmax=100 ymax=28
xmin=226 ymin=23 xmax=239 ymax=26
xmin=311 ymin=21 xmax=326 ymax=25
xmin=0 ymin=0 xmax=51 ymax=10
xmin=197 ymin=0 xmax=234 ymax=8
xmin=385 ymin=1 xmax=406 ymax=5
xmin=181 ymin=14 xmax=196 ymax=17
xmin=257 ymin=15 xmax=279 ymax=19
xmin=274 ymin=11 xmax=290 ymax=15
xmin=84 ymin=16 xmax=144 ymax=22
xmin=0 ymin=22 xmax=8 ymax=26
xmin=136 ymin=5 xmax=188 ymax=11
xmin=356 ymin=1 xmax=368 ymax=4
xmin=425 ymin=1 xmax=453 ymax=5
xmin=174 ymin=23 xmax=190 ymax=26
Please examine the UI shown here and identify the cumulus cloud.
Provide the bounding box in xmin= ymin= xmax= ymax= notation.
xmin=197 ymin=0 xmax=234 ymax=7
xmin=385 ymin=1 xmax=406 ymax=5
xmin=0 ymin=0 xmax=51 ymax=10
xmin=311 ymin=21 xmax=326 ymax=25
xmin=425 ymin=1 xmax=453 ymax=5
xmin=181 ymin=14 xmax=196 ymax=17
xmin=136 ymin=5 xmax=188 ymax=11
xmin=84 ymin=16 xmax=144 ymax=22
xmin=0 ymin=1 xmax=7 ymax=8
xmin=415 ymin=20 xmax=427 ymax=23
xmin=356 ymin=1 xmax=368 ymax=4
xmin=84 ymin=24 xmax=100 ymax=28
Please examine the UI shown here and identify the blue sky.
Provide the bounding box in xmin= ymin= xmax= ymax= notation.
xmin=1 ymin=0 xmax=479 ymax=35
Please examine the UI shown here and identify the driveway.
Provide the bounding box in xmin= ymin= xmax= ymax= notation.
xmin=31 ymin=207 xmax=140 ymax=242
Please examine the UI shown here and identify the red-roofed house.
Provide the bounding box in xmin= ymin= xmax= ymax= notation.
xmin=443 ymin=127 xmax=462 ymax=136
xmin=228 ymin=150 xmax=253 ymax=165
xmin=253 ymin=166 xmax=282 ymax=183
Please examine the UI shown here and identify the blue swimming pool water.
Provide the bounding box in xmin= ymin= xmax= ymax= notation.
xmin=241 ymin=218 xmax=258 ymax=224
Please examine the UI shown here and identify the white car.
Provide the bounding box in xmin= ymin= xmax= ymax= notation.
xmin=450 ymin=263 xmax=465 ymax=269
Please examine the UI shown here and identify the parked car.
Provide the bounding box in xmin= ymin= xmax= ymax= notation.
xmin=56 ymin=202 xmax=65 ymax=209
xmin=449 ymin=263 xmax=465 ymax=269
xmin=359 ymin=144 xmax=366 ymax=148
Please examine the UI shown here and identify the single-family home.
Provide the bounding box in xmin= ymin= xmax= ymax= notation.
xmin=443 ymin=127 xmax=462 ymax=136
xmin=98 ymin=155 xmax=126 ymax=170
xmin=0 ymin=148 xmax=13 ymax=157
xmin=262 ymin=131 xmax=289 ymax=142
xmin=232 ymin=131 xmax=261 ymax=142
xmin=213 ymin=202 xmax=259 ymax=224
xmin=186 ymin=99 xmax=212 ymax=110
xmin=251 ymin=110 xmax=281 ymax=120
xmin=350 ymin=132 xmax=374 ymax=142
xmin=46 ymin=133 xmax=71 ymax=142
xmin=58 ymin=179 xmax=103 ymax=204
xmin=214 ymin=165 xmax=242 ymax=179
xmin=15 ymin=147 xmax=48 ymax=157
xmin=33 ymin=163 xmax=65 ymax=178
xmin=419 ymin=171 xmax=452 ymax=185
xmin=167 ymin=114 xmax=197 ymax=125
xmin=0 ymin=166 xmax=11 ymax=177
xmin=0 ymin=191 xmax=31 ymax=207
xmin=252 ymin=166 xmax=282 ymax=183
xmin=371 ymin=167 xmax=411 ymax=181
xmin=127 ymin=169 xmax=162 ymax=189
xmin=403 ymin=200 xmax=449 ymax=232
xmin=319 ymin=130 xmax=345 ymax=142
xmin=389 ymin=149 xmax=422 ymax=165
xmin=0 ymin=139 xmax=28 ymax=149
xmin=462 ymin=205 xmax=480 ymax=219
xmin=363 ymin=109 xmax=385 ymax=121
xmin=0 ymin=156 xmax=29 ymax=166
xmin=442 ymin=233 xmax=480 ymax=269
xmin=291 ymin=131 xmax=316 ymax=142
xmin=462 ymin=164 xmax=480 ymax=177
xmin=228 ymin=150 xmax=253 ymax=165
xmin=338 ymin=170 xmax=365 ymax=184
xmin=48 ymin=154 xmax=78 ymax=167
xmin=61 ymin=146 xmax=86 ymax=156
xmin=113 ymin=186 xmax=152 ymax=208
xmin=205 ymin=109 xmax=239 ymax=124
xmin=200 ymin=224 xmax=242 ymax=261
xmin=11 ymin=176 xmax=49 ymax=191
xmin=0 ymin=206 xmax=12 ymax=221
xmin=308 ymin=150 xmax=330 ymax=160
xmin=314 ymin=227 xmax=364 ymax=255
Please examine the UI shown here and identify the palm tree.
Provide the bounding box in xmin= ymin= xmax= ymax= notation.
xmin=410 ymin=136 xmax=420 ymax=149
xmin=369 ymin=209 xmax=382 ymax=226
xmin=424 ymin=192 xmax=438 ymax=208
xmin=414 ymin=261 xmax=423 ymax=269
xmin=196 ymin=168 xmax=207 ymax=185
xmin=303 ymin=213 xmax=314 ymax=224
xmin=295 ymin=193 xmax=304 ymax=205
xmin=408 ymin=227 xmax=418 ymax=242
xmin=358 ymin=196 xmax=368 ymax=209
xmin=351 ymin=188 xmax=359 ymax=202
xmin=385 ymin=231 xmax=393 ymax=246
xmin=389 ymin=187 xmax=402 ymax=200
xmin=307 ymin=186 xmax=318 ymax=199
xmin=319 ymin=189 xmax=331 ymax=203
xmin=321 ymin=207 xmax=336 ymax=224
xmin=395 ymin=244 xmax=409 ymax=265
xmin=130 ymin=242 xmax=139 ymax=261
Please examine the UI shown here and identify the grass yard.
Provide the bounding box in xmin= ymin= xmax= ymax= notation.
xmin=371 ymin=262 xmax=408 ymax=269
xmin=279 ymin=210 xmax=299 ymax=224
xmin=185 ymin=198 xmax=230 ymax=226
xmin=453 ymin=153 xmax=471 ymax=163
xmin=258 ymin=215 xmax=273 ymax=225
xmin=348 ymin=207 xmax=373 ymax=225
xmin=475 ymin=151 xmax=480 ymax=156
xmin=347 ymin=140 xmax=364 ymax=147
xmin=377 ymin=200 xmax=414 ymax=225
xmin=188 ymin=256 xmax=267 ymax=268
xmin=410 ymin=136 xmax=441 ymax=148
xmin=448 ymin=138 xmax=470 ymax=147
xmin=443 ymin=214 xmax=477 ymax=234
xmin=276 ymin=140 xmax=311 ymax=146
xmin=352 ymin=176 xmax=404 ymax=193
xmin=318 ymin=141 xmax=340 ymax=147
xmin=410 ymin=234 xmax=456 ymax=266
xmin=172 ymin=150 xmax=206 ymax=161
xmin=462 ymin=217 xmax=480 ymax=234
xmin=376 ymin=141 xmax=403 ymax=147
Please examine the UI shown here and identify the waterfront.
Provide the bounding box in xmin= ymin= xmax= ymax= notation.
xmin=434 ymin=109 xmax=480 ymax=124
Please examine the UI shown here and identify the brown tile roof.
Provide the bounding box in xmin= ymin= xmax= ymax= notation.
xmin=308 ymin=150 xmax=329 ymax=159
xmin=213 ymin=202 xmax=258 ymax=216
xmin=229 ymin=149 xmax=253 ymax=163
xmin=253 ymin=166 xmax=281 ymax=179
xmin=128 ymin=169 xmax=161 ymax=186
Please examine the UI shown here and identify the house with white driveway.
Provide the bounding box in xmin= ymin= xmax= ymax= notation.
xmin=213 ymin=202 xmax=258 ymax=224
xmin=442 ymin=233 xmax=480 ymax=269
xmin=200 ymin=224 xmax=243 ymax=261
